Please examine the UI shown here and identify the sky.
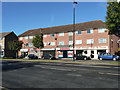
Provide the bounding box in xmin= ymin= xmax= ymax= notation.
xmin=2 ymin=2 xmax=108 ymax=35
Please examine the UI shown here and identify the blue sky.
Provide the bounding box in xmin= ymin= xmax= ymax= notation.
xmin=2 ymin=2 xmax=107 ymax=35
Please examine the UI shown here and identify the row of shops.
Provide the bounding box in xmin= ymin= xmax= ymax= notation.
xmin=20 ymin=46 xmax=109 ymax=59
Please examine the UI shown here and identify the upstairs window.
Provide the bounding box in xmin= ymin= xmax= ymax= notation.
xmin=51 ymin=42 xmax=55 ymax=46
xmin=59 ymin=33 xmax=64 ymax=36
xmin=69 ymin=32 xmax=73 ymax=36
xmin=19 ymin=37 xmax=23 ymax=40
xmin=76 ymin=30 xmax=81 ymax=35
xmin=24 ymin=43 xmax=28 ymax=47
xmin=29 ymin=36 xmax=33 ymax=39
xmin=76 ymin=40 xmax=82 ymax=44
xmin=25 ymin=36 xmax=28 ymax=39
xmin=87 ymin=39 xmax=94 ymax=44
xmin=99 ymin=38 xmax=106 ymax=43
xmin=59 ymin=41 xmax=64 ymax=45
xmin=69 ymin=41 xmax=73 ymax=45
xmin=98 ymin=28 xmax=106 ymax=33
xmin=43 ymin=34 xmax=47 ymax=37
xmin=29 ymin=43 xmax=33 ymax=47
xmin=87 ymin=29 xmax=93 ymax=34
xmin=50 ymin=34 xmax=54 ymax=37
xmin=44 ymin=42 xmax=47 ymax=46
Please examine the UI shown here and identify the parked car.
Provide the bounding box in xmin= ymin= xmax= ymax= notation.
xmin=42 ymin=54 xmax=56 ymax=60
xmin=24 ymin=54 xmax=38 ymax=59
xmin=98 ymin=53 xmax=119 ymax=61
xmin=75 ymin=54 xmax=91 ymax=60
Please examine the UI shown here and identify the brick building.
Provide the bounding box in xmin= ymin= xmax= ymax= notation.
xmin=0 ymin=32 xmax=18 ymax=58
xmin=18 ymin=20 xmax=120 ymax=59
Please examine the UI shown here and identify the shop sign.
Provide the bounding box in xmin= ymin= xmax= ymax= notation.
xmin=60 ymin=47 xmax=70 ymax=50
xmin=58 ymin=51 xmax=63 ymax=57
xmin=67 ymin=51 xmax=73 ymax=58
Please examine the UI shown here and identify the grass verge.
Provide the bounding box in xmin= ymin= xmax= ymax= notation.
xmin=0 ymin=59 xmax=120 ymax=65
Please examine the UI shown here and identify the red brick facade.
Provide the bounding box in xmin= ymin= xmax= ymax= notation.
xmin=18 ymin=20 xmax=120 ymax=59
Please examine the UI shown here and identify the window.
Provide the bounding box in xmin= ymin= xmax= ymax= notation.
xmin=76 ymin=30 xmax=81 ymax=35
xmin=76 ymin=40 xmax=82 ymax=44
xmin=69 ymin=32 xmax=73 ymax=36
xmin=19 ymin=37 xmax=23 ymax=40
xmin=87 ymin=29 xmax=93 ymax=34
xmin=51 ymin=42 xmax=55 ymax=46
xmin=43 ymin=34 xmax=47 ymax=37
xmin=50 ymin=34 xmax=54 ymax=37
xmin=59 ymin=41 xmax=64 ymax=45
xmin=25 ymin=36 xmax=28 ymax=39
xmin=87 ymin=39 xmax=94 ymax=44
xmin=44 ymin=42 xmax=46 ymax=46
xmin=69 ymin=41 xmax=73 ymax=45
xmin=99 ymin=38 xmax=106 ymax=43
xmin=98 ymin=28 xmax=106 ymax=33
xmin=59 ymin=33 xmax=64 ymax=36
xmin=24 ymin=43 xmax=28 ymax=47
xmin=29 ymin=36 xmax=33 ymax=39
xmin=29 ymin=43 xmax=33 ymax=47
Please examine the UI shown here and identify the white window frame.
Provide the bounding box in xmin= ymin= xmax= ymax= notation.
xmin=76 ymin=30 xmax=81 ymax=35
xmin=19 ymin=37 xmax=23 ymax=40
xmin=29 ymin=36 xmax=33 ymax=39
xmin=99 ymin=38 xmax=106 ymax=43
xmin=44 ymin=42 xmax=47 ymax=46
xmin=59 ymin=33 xmax=64 ymax=36
xmin=69 ymin=32 xmax=73 ymax=36
xmin=98 ymin=28 xmax=106 ymax=33
xmin=87 ymin=39 xmax=94 ymax=44
xmin=29 ymin=43 xmax=33 ymax=47
xmin=43 ymin=34 xmax=47 ymax=37
xmin=25 ymin=36 xmax=28 ymax=39
xmin=50 ymin=34 xmax=54 ymax=37
xmin=51 ymin=42 xmax=55 ymax=46
xmin=76 ymin=40 xmax=82 ymax=44
xmin=69 ymin=41 xmax=73 ymax=45
xmin=87 ymin=29 xmax=93 ymax=34
xmin=59 ymin=41 xmax=64 ymax=45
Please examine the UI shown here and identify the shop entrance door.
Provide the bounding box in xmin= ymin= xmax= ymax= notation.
xmin=63 ymin=50 xmax=67 ymax=58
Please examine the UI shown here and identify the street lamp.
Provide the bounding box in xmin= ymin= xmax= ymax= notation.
xmin=73 ymin=1 xmax=77 ymax=61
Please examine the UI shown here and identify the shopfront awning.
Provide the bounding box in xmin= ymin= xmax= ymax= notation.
xmin=41 ymin=48 xmax=55 ymax=50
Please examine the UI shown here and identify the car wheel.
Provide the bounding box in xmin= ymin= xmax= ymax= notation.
xmin=113 ymin=58 xmax=116 ymax=61
xmin=84 ymin=57 xmax=87 ymax=60
xmin=99 ymin=58 xmax=102 ymax=60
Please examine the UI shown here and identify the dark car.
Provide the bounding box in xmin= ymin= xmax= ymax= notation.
xmin=42 ymin=54 xmax=56 ymax=60
xmin=28 ymin=54 xmax=38 ymax=59
xmin=75 ymin=54 xmax=91 ymax=60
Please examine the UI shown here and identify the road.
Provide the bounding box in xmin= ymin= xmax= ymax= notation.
xmin=1 ymin=60 xmax=120 ymax=88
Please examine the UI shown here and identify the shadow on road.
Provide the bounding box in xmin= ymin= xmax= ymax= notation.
xmin=2 ymin=61 xmax=38 ymax=72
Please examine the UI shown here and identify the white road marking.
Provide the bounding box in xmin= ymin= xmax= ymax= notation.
xmin=99 ymin=72 xmax=119 ymax=76
xmin=66 ymin=73 xmax=82 ymax=77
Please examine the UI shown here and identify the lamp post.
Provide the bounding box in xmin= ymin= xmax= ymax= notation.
xmin=73 ymin=1 xmax=77 ymax=61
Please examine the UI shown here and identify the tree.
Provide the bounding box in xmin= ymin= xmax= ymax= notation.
xmin=32 ymin=34 xmax=44 ymax=49
xmin=105 ymin=2 xmax=120 ymax=35
xmin=32 ymin=34 xmax=44 ymax=58
xmin=8 ymin=40 xmax=23 ymax=58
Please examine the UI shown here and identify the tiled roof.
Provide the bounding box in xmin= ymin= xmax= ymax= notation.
xmin=0 ymin=32 xmax=12 ymax=37
xmin=18 ymin=20 xmax=106 ymax=37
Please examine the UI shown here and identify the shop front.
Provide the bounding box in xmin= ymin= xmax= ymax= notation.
xmin=57 ymin=47 xmax=73 ymax=58
xmin=41 ymin=48 xmax=55 ymax=57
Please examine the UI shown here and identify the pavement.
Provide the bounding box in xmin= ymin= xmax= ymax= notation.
xmin=1 ymin=60 xmax=120 ymax=89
